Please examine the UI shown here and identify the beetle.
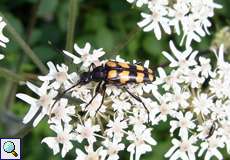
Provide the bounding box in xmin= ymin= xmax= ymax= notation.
xmin=52 ymin=60 xmax=155 ymax=122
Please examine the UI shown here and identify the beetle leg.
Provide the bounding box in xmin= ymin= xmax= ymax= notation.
xmin=95 ymin=83 xmax=107 ymax=114
xmin=124 ymin=87 xmax=150 ymax=123
xmin=50 ymin=81 xmax=81 ymax=113
xmin=84 ymin=81 xmax=102 ymax=109
xmin=90 ymin=63 xmax=96 ymax=70
xmin=88 ymin=63 xmax=96 ymax=72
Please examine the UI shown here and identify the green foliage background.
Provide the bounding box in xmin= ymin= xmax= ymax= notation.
xmin=0 ymin=0 xmax=230 ymax=159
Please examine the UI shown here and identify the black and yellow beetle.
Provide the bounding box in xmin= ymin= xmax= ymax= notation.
xmin=53 ymin=60 xmax=155 ymax=121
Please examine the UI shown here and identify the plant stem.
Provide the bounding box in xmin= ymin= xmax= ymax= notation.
xmin=0 ymin=67 xmax=24 ymax=82
xmin=0 ymin=13 xmax=48 ymax=74
xmin=2 ymin=0 xmax=43 ymax=111
xmin=12 ymin=122 xmax=33 ymax=138
xmin=65 ymin=0 xmax=78 ymax=53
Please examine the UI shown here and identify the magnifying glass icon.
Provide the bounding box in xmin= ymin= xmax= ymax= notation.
xmin=3 ymin=141 xmax=18 ymax=157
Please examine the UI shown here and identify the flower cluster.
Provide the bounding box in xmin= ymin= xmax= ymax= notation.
xmin=126 ymin=0 xmax=222 ymax=48
xmin=17 ymin=40 xmax=230 ymax=160
xmin=158 ymin=42 xmax=230 ymax=160
xmin=17 ymin=42 xmax=158 ymax=159
xmin=0 ymin=16 xmax=9 ymax=60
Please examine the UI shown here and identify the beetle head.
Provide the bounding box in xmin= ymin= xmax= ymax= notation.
xmin=79 ymin=72 xmax=92 ymax=85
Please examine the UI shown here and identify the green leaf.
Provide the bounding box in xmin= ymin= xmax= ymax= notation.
xmin=12 ymin=102 xmax=28 ymax=116
xmin=127 ymin=32 xmax=141 ymax=55
xmin=21 ymin=63 xmax=35 ymax=72
xmin=143 ymin=35 xmax=163 ymax=54
xmin=38 ymin=0 xmax=58 ymax=17
xmin=25 ymin=0 xmax=37 ymax=3
xmin=57 ymin=1 xmax=68 ymax=32
xmin=143 ymin=141 xmax=171 ymax=160
xmin=29 ymin=29 xmax=42 ymax=45
xmin=142 ymin=34 xmax=168 ymax=64
xmin=95 ymin=27 xmax=115 ymax=51
xmin=84 ymin=10 xmax=106 ymax=32
xmin=4 ymin=12 xmax=24 ymax=35
xmin=33 ymin=45 xmax=58 ymax=62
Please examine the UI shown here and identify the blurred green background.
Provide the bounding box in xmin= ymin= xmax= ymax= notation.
xmin=0 ymin=0 xmax=230 ymax=159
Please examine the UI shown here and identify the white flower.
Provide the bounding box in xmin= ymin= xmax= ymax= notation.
xmin=215 ymin=44 xmax=230 ymax=80
xmin=126 ymin=0 xmax=148 ymax=7
xmin=199 ymin=57 xmax=212 ymax=78
xmin=63 ymin=42 xmax=105 ymax=70
xmin=0 ymin=54 xmax=4 ymax=60
xmin=16 ymin=81 xmax=58 ymax=126
xmin=138 ymin=7 xmax=171 ymax=40
xmin=63 ymin=42 xmax=90 ymax=64
xmin=209 ymin=78 xmax=226 ymax=98
xmin=129 ymin=109 xmax=148 ymax=125
xmin=75 ymin=145 xmax=105 ymax=160
xmin=102 ymin=138 xmax=125 ymax=160
xmin=49 ymin=98 xmax=75 ymax=125
xmin=106 ymin=86 xmax=122 ymax=96
xmin=192 ymin=93 xmax=213 ymax=116
xmin=127 ymin=0 xmax=221 ymax=47
xmin=18 ymin=41 xmax=230 ymax=160
xmin=38 ymin=62 xmax=72 ymax=90
xmin=181 ymin=15 xmax=206 ymax=48
xmin=168 ymin=2 xmax=189 ymax=35
xmin=170 ymin=111 xmax=195 ymax=138
xmin=106 ymin=115 xmax=128 ymax=140
xmin=219 ymin=121 xmax=230 ymax=153
xmin=71 ymin=84 xmax=91 ymax=100
xmin=142 ymin=81 xmax=159 ymax=95
xmin=191 ymin=0 xmax=222 ymax=34
xmin=162 ymin=41 xmax=198 ymax=70
xmin=165 ymin=135 xmax=198 ymax=160
xmin=197 ymin=120 xmax=214 ymax=140
xmin=0 ymin=17 xmax=9 ymax=48
xmin=76 ymin=119 xmax=100 ymax=144
xmin=148 ymin=0 xmax=168 ymax=8
xmin=150 ymin=94 xmax=176 ymax=123
xmin=170 ymin=85 xmax=190 ymax=109
xmin=198 ymin=134 xmax=224 ymax=160
xmin=127 ymin=125 xmax=157 ymax=160
xmin=212 ymin=100 xmax=227 ymax=120
xmin=81 ymin=94 xmax=106 ymax=117
xmin=0 ymin=16 xmax=9 ymax=60
xmin=182 ymin=67 xmax=205 ymax=88
xmin=128 ymin=84 xmax=144 ymax=96
xmin=111 ymin=98 xmax=131 ymax=113
xmin=156 ymin=68 xmax=181 ymax=91
xmin=115 ymin=55 xmax=126 ymax=62
xmin=191 ymin=0 xmax=222 ymax=18
xmin=42 ymin=124 xmax=76 ymax=158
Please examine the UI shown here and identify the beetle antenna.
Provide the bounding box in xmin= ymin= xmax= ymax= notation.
xmin=49 ymin=81 xmax=81 ymax=114
xmin=48 ymin=41 xmax=64 ymax=54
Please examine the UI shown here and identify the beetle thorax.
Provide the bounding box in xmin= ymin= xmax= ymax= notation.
xmin=91 ymin=66 xmax=105 ymax=82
